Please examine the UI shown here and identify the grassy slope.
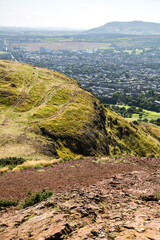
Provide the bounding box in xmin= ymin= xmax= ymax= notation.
xmin=0 ymin=60 xmax=108 ymax=159
xmin=105 ymin=109 xmax=160 ymax=156
xmin=0 ymin=60 xmax=159 ymax=160
xmin=143 ymin=124 xmax=160 ymax=141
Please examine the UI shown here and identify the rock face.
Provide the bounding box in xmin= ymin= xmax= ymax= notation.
xmin=0 ymin=156 xmax=160 ymax=239
xmin=0 ymin=60 xmax=159 ymax=159
xmin=40 ymin=101 xmax=109 ymax=156
xmin=0 ymin=178 xmax=160 ymax=239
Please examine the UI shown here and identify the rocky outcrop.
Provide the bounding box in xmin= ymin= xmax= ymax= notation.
xmin=40 ymin=102 xmax=109 ymax=156
xmin=0 ymin=169 xmax=160 ymax=240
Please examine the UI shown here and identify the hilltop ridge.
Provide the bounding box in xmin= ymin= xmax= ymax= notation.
xmin=86 ymin=21 xmax=160 ymax=35
xmin=0 ymin=60 xmax=159 ymax=160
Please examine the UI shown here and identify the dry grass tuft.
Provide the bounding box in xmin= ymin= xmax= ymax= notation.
xmin=12 ymin=159 xmax=61 ymax=171
xmin=0 ymin=166 xmax=9 ymax=173
xmin=0 ymin=144 xmax=36 ymax=159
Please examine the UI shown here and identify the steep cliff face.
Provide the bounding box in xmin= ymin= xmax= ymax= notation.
xmin=0 ymin=60 xmax=159 ymax=159
xmin=104 ymin=108 xmax=160 ymax=156
xmin=39 ymin=100 xmax=109 ymax=157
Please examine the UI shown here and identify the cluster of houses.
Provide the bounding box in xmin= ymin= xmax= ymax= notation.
xmin=0 ymin=38 xmax=160 ymax=103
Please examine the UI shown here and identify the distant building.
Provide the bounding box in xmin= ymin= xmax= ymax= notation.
xmin=40 ymin=47 xmax=52 ymax=53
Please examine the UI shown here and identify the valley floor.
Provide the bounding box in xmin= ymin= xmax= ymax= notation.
xmin=0 ymin=156 xmax=160 ymax=239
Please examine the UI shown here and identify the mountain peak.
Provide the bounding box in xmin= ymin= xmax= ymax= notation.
xmin=86 ymin=21 xmax=160 ymax=35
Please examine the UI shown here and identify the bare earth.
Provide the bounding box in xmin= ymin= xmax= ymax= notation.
xmin=0 ymin=156 xmax=160 ymax=239
xmin=0 ymin=156 xmax=159 ymax=201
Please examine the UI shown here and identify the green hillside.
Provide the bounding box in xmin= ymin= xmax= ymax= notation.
xmin=0 ymin=60 xmax=159 ymax=161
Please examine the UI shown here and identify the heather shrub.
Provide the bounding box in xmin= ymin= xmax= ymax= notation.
xmin=21 ymin=189 xmax=53 ymax=208
xmin=0 ymin=157 xmax=26 ymax=168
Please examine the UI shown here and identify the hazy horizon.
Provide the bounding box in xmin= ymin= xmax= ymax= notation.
xmin=1 ymin=20 xmax=160 ymax=32
xmin=1 ymin=0 xmax=160 ymax=30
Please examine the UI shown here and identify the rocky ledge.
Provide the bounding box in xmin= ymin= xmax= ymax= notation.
xmin=0 ymin=170 xmax=160 ymax=240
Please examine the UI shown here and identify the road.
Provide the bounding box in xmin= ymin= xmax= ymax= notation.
xmin=4 ymin=39 xmax=18 ymax=62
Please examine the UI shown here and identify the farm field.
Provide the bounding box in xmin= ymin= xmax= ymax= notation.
xmin=11 ymin=42 xmax=100 ymax=51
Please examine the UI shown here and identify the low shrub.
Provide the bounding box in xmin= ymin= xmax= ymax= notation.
xmin=20 ymin=189 xmax=53 ymax=208
xmin=155 ymin=192 xmax=160 ymax=199
xmin=140 ymin=193 xmax=160 ymax=201
xmin=0 ymin=157 xmax=26 ymax=168
xmin=0 ymin=199 xmax=18 ymax=208
xmin=148 ymin=153 xmax=155 ymax=158
xmin=132 ymin=120 xmax=139 ymax=125
xmin=63 ymin=156 xmax=74 ymax=162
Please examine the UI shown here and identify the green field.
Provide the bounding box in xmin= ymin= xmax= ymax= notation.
xmin=97 ymin=43 xmax=114 ymax=50
xmin=128 ymin=109 xmax=160 ymax=121
xmin=123 ymin=50 xmax=132 ymax=54
xmin=113 ymin=104 xmax=160 ymax=122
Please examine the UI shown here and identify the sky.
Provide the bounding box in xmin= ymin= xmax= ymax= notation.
xmin=1 ymin=0 xmax=160 ymax=29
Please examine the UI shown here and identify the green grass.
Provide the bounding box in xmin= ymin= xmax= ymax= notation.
xmin=155 ymin=192 xmax=160 ymax=199
xmin=131 ymin=110 xmax=160 ymax=121
xmin=0 ymin=189 xmax=53 ymax=209
xmin=112 ymin=104 xmax=130 ymax=109
xmin=24 ymin=215 xmax=35 ymax=221
xmin=70 ymin=163 xmax=80 ymax=168
xmin=114 ymin=104 xmax=160 ymax=121
xmin=37 ymin=169 xmax=45 ymax=173
xmin=123 ymin=50 xmax=132 ymax=54
xmin=145 ymin=124 xmax=160 ymax=141
xmin=135 ymin=49 xmax=143 ymax=54
xmin=105 ymin=107 xmax=160 ymax=156
xmin=20 ymin=189 xmax=53 ymax=208
xmin=97 ymin=43 xmax=114 ymax=50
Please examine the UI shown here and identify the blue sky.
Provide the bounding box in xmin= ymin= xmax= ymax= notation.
xmin=1 ymin=0 xmax=160 ymax=29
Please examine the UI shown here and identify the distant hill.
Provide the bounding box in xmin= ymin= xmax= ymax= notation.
xmin=0 ymin=27 xmax=82 ymax=36
xmin=86 ymin=21 xmax=160 ymax=35
xmin=0 ymin=60 xmax=159 ymax=160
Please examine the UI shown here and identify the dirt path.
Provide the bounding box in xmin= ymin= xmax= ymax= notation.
xmin=0 ymin=157 xmax=159 ymax=201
